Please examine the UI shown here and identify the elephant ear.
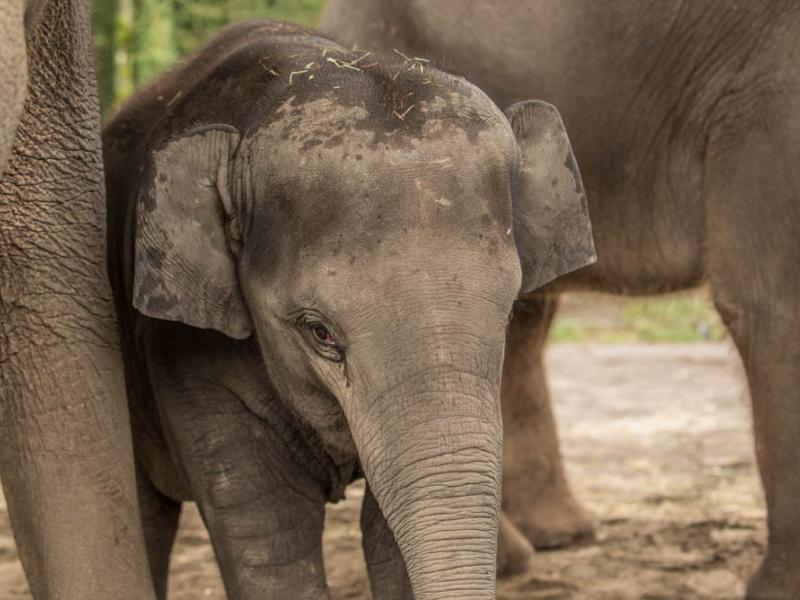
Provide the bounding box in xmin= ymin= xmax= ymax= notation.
xmin=133 ymin=124 xmax=254 ymax=339
xmin=505 ymin=100 xmax=596 ymax=293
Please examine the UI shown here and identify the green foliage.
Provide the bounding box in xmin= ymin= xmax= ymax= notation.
xmin=134 ymin=0 xmax=179 ymax=86
xmin=549 ymin=318 xmax=586 ymax=343
xmin=618 ymin=295 xmax=725 ymax=343
xmin=93 ymin=0 xmax=325 ymax=115
xmin=91 ymin=0 xmax=118 ymax=112
xmin=549 ymin=293 xmax=726 ymax=344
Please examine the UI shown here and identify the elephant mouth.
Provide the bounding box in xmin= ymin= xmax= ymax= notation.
xmin=327 ymin=460 xmax=360 ymax=502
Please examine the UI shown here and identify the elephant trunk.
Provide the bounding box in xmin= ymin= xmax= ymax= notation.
xmin=352 ymin=367 xmax=503 ymax=599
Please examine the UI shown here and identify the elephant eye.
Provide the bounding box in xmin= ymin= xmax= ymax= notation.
xmin=296 ymin=312 xmax=345 ymax=363
xmin=311 ymin=323 xmax=336 ymax=345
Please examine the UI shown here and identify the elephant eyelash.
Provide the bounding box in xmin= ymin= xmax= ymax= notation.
xmin=512 ymin=299 xmax=536 ymax=314
xmin=508 ymin=300 xmax=522 ymax=320
xmin=507 ymin=299 xmax=534 ymax=329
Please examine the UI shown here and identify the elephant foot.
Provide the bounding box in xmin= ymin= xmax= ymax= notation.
xmin=497 ymin=514 xmax=535 ymax=577
xmin=511 ymin=489 xmax=595 ymax=551
xmin=746 ymin=552 xmax=800 ymax=600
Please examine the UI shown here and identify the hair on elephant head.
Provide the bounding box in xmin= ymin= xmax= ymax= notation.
xmin=116 ymin=22 xmax=595 ymax=599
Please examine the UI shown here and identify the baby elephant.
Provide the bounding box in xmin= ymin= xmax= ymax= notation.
xmin=103 ymin=21 xmax=594 ymax=600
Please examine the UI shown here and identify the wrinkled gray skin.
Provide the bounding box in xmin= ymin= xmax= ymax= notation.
xmin=0 ymin=1 xmax=155 ymax=599
xmin=102 ymin=21 xmax=595 ymax=600
xmin=322 ymin=1 xmax=800 ymax=598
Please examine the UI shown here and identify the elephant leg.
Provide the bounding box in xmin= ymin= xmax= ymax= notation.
xmin=0 ymin=1 xmax=155 ymax=598
xmin=148 ymin=343 xmax=331 ymax=600
xmin=705 ymin=89 xmax=800 ymax=599
xmin=360 ymin=484 xmax=413 ymax=599
xmin=726 ymin=305 xmax=800 ymax=600
xmin=500 ymin=295 xmax=594 ymax=550
xmin=712 ymin=247 xmax=800 ymax=600
xmin=496 ymin=513 xmax=535 ymax=577
xmin=136 ymin=464 xmax=181 ymax=600
xmin=167 ymin=401 xmax=330 ymax=599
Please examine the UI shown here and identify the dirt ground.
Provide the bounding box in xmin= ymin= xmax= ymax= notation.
xmin=0 ymin=341 xmax=765 ymax=599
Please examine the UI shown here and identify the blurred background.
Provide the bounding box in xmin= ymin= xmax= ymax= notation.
xmin=93 ymin=0 xmax=325 ymax=114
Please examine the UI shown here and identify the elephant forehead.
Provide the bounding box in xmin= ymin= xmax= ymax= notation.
xmin=254 ymin=233 xmax=521 ymax=335
xmin=245 ymin=97 xmax=516 ymax=239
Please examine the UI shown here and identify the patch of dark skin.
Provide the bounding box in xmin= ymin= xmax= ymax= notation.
xmin=142 ymin=162 xmax=158 ymax=213
xmin=144 ymin=293 xmax=178 ymax=315
xmin=145 ymin=246 xmax=164 ymax=269
xmin=245 ymin=154 xmax=513 ymax=284
xmin=132 ymin=270 xmax=181 ymax=320
xmin=301 ymin=138 xmax=323 ymax=151
xmin=324 ymin=133 xmax=345 ymax=148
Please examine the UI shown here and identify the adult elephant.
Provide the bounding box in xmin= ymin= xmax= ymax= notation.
xmin=0 ymin=1 xmax=155 ymax=598
xmin=322 ymin=2 xmax=800 ymax=598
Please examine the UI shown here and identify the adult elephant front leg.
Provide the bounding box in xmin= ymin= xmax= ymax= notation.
xmin=0 ymin=1 xmax=154 ymax=598
xmin=501 ymin=295 xmax=594 ymax=550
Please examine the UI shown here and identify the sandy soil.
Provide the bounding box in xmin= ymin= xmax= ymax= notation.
xmin=0 ymin=342 xmax=765 ymax=599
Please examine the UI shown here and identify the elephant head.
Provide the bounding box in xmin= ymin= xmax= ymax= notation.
xmin=130 ymin=64 xmax=594 ymax=599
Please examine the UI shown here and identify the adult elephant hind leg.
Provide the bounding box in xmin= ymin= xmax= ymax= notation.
xmin=500 ymin=295 xmax=594 ymax=551
xmin=497 ymin=513 xmax=535 ymax=577
xmin=705 ymin=87 xmax=800 ymax=600
xmin=136 ymin=465 xmax=181 ymax=600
